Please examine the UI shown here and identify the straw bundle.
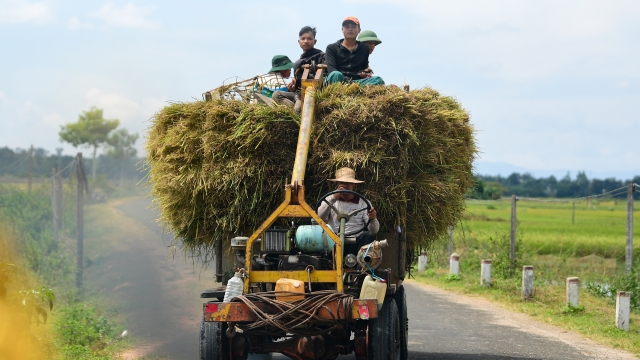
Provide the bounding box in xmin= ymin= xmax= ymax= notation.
xmin=146 ymin=84 xmax=476 ymax=259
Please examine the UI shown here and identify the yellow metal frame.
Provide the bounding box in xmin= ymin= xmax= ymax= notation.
xmin=243 ymin=65 xmax=344 ymax=292
xmin=243 ymin=185 xmax=343 ymax=292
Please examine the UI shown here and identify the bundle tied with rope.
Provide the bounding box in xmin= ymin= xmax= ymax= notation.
xmin=230 ymin=290 xmax=354 ymax=336
xmin=146 ymin=83 xmax=477 ymax=260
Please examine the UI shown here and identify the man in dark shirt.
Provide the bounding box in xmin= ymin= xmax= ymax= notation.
xmin=273 ymin=26 xmax=325 ymax=112
xmin=324 ymin=16 xmax=384 ymax=86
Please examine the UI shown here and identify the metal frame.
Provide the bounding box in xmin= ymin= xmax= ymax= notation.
xmin=242 ymin=65 xmax=345 ymax=292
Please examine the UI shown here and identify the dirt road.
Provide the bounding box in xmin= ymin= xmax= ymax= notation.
xmin=93 ymin=197 xmax=636 ymax=359
xmin=86 ymin=197 xmax=204 ymax=359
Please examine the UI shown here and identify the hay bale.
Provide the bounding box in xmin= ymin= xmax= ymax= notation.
xmin=146 ymin=84 xmax=476 ymax=260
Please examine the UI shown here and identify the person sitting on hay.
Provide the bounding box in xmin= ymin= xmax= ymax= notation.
xmin=358 ymin=30 xmax=381 ymax=55
xmin=324 ymin=16 xmax=384 ymax=86
xmin=317 ymin=167 xmax=379 ymax=256
xmin=257 ymin=55 xmax=295 ymax=99
xmin=273 ymin=26 xmax=325 ymax=112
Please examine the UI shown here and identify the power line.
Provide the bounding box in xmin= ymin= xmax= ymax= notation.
xmin=36 ymin=159 xmax=76 ymax=185
xmin=0 ymin=154 xmax=30 ymax=172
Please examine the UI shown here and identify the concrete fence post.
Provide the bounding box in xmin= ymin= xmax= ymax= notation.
xmin=450 ymin=253 xmax=460 ymax=276
xmin=626 ymin=181 xmax=634 ymax=275
xmin=616 ymin=291 xmax=631 ymax=331
xmin=418 ymin=250 xmax=428 ymax=272
xmin=510 ymin=195 xmax=517 ymax=275
xmin=481 ymin=259 xmax=492 ymax=287
xmin=566 ymin=277 xmax=579 ymax=306
xmin=522 ymin=265 xmax=534 ymax=300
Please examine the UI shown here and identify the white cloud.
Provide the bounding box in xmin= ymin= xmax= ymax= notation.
xmin=41 ymin=112 xmax=65 ymax=126
xmin=67 ymin=16 xmax=93 ymax=30
xmin=83 ymin=88 xmax=167 ymax=154
xmin=85 ymin=88 xmax=141 ymax=124
xmin=92 ymin=2 xmax=159 ymax=29
xmin=0 ymin=0 xmax=53 ymax=25
xmin=355 ymin=0 xmax=640 ymax=82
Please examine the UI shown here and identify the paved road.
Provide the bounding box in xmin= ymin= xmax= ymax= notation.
xmin=404 ymin=281 xmax=591 ymax=359
xmin=109 ymin=197 xmax=632 ymax=360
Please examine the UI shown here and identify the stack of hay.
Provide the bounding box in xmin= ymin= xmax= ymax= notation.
xmin=146 ymin=83 xmax=476 ymax=260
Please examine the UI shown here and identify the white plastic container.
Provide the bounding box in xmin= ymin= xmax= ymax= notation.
xmin=223 ymin=272 xmax=244 ymax=302
xmin=359 ymin=275 xmax=386 ymax=310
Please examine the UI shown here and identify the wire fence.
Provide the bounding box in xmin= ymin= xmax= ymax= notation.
xmin=467 ymin=183 xmax=639 ymax=204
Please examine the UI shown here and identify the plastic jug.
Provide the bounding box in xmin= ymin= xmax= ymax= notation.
xmin=275 ymin=278 xmax=305 ymax=302
xmin=223 ymin=272 xmax=244 ymax=302
xmin=359 ymin=275 xmax=386 ymax=310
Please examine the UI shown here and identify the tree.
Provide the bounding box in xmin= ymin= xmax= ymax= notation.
xmin=59 ymin=107 xmax=119 ymax=178
xmin=106 ymin=128 xmax=139 ymax=187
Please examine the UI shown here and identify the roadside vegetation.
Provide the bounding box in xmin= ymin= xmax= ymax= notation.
xmin=0 ymin=181 xmax=135 ymax=359
xmin=414 ymin=199 xmax=640 ymax=355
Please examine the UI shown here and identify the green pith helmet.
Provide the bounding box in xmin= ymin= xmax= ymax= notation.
xmin=358 ymin=30 xmax=382 ymax=45
xmin=269 ymin=55 xmax=294 ymax=72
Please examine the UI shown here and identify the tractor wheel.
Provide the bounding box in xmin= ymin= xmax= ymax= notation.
xmin=200 ymin=316 xmax=230 ymax=360
xmin=368 ymin=297 xmax=401 ymax=360
xmin=394 ymin=286 xmax=409 ymax=360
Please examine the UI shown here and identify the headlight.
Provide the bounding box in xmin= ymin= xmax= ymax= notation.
xmin=344 ymin=253 xmax=357 ymax=268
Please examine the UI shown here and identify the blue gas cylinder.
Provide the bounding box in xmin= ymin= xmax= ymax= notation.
xmin=294 ymin=225 xmax=335 ymax=254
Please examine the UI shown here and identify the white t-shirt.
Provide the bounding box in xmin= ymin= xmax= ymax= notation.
xmin=317 ymin=197 xmax=379 ymax=236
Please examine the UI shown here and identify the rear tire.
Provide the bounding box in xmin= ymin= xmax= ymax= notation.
xmin=394 ymin=286 xmax=409 ymax=360
xmin=200 ymin=316 xmax=229 ymax=360
xmin=368 ymin=297 xmax=401 ymax=360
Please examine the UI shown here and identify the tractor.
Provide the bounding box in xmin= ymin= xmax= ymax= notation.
xmin=199 ymin=64 xmax=410 ymax=360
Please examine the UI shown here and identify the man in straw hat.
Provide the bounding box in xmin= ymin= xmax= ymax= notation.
xmin=317 ymin=167 xmax=379 ymax=255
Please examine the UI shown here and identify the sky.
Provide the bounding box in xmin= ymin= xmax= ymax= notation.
xmin=1 ymin=0 xmax=639 ymax=179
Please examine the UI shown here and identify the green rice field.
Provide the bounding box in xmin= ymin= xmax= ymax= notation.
xmin=460 ymin=199 xmax=639 ymax=259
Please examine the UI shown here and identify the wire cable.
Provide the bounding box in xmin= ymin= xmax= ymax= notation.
xmin=231 ymin=290 xmax=354 ymax=336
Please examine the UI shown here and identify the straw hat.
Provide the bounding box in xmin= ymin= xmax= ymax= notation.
xmin=328 ymin=167 xmax=364 ymax=183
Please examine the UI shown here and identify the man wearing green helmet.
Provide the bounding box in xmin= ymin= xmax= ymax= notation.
xmin=358 ymin=30 xmax=382 ymax=55
xmin=325 ymin=16 xmax=384 ymax=86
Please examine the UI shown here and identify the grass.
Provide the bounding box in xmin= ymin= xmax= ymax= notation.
xmin=463 ymin=199 xmax=640 ymax=259
xmin=415 ymin=198 xmax=640 ymax=355
xmin=413 ymin=267 xmax=640 ymax=355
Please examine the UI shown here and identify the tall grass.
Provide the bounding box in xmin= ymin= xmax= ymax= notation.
xmin=462 ymin=200 xmax=639 ymax=259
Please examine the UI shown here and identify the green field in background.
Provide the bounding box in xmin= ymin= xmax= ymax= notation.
xmin=461 ymin=199 xmax=640 ymax=258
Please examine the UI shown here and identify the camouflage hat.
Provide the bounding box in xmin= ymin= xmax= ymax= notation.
xmin=269 ymin=55 xmax=294 ymax=72
xmin=358 ymin=30 xmax=381 ymax=45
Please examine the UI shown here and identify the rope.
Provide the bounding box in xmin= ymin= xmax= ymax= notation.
xmin=364 ymin=242 xmax=385 ymax=282
xmin=231 ymin=290 xmax=354 ymax=336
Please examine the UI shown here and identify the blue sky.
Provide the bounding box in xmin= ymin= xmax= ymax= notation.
xmin=1 ymin=0 xmax=639 ymax=179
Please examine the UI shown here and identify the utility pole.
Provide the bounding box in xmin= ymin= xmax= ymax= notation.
xmin=626 ymin=181 xmax=634 ymax=275
xmin=76 ymin=153 xmax=88 ymax=288
xmin=510 ymin=194 xmax=517 ymax=275
xmin=56 ymin=166 xmax=63 ymax=229
xmin=51 ymin=168 xmax=59 ymax=245
xmin=447 ymin=225 xmax=453 ymax=258
xmin=28 ymin=145 xmax=33 ymax=193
